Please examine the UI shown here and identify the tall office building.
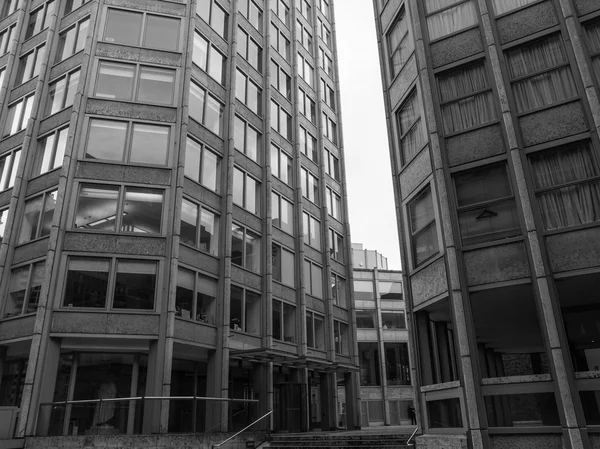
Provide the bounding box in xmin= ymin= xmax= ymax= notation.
xmin=351 ymin=243 xmax=413 ymax=427
xmin=375 ymin=0 xmax=600 ymax=448
xmin=0 ymin=0 xmax=360 ymax=440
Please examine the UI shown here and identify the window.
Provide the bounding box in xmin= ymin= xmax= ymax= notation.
xmin=271 ymin=191 xmax=294 ymax=234
xmin=301 ymin=167 xmax=319 ymax=204
xmin=408 ymin=187 xmax=439 ymax=265
xmin=356 ymin=310 xmax=376 ymax=328
xmin=270 ymin=23 xmax=290 ymax=61
xmin=180 ymin=198 xmax=219 ymax=256
xmin=299 ymin=126 xmax=318 ymax=161
xmin=317 ymin=19 xmax=331 ymax=46
xmin=354 ymin=280 xmax=374 ymax=300
xmin=0 ymin=0 xmax=17 ymax=20
xmin=331 ymin=272 xmax=346 ymax=308
xmin=380 ymin=281 xmax=402 ymax=299
xmin=33 ymin=127 xmax=68 ymax=176
xmin=296 ymin=20 xmax=312 ymax=51
xmin=328 ymin=229 xmax=344 ymax=263
xmin=0 ymin=359 xmax=27 ymax=406
xmin=184 ymin=135 xmax=221 ymax=191
xmin=74 ymin=183 xmax=164 ymax=234
xmin=270 ymin=144 xmax=292 ymax=185
xmin=233 ymin=167 xmax=260 ymax=215
xmin=334 ymin=320 xmax=349 ymax=354
xmin=273 ymin=299 xmax=296 ymax=343
xmin=319 ymin=0 xmax=330 ymax=20
xmin=45 ymin=69 xmax=80 ymax=116
xmin=297 ymin=53 xmax=314 ymax=87
xmin=239 ymin=0 xmax=262 ymax=32
xmin=175 ymin=267 xmax=217 ymax=323
xmin=306 ymin=311 xmax=325 ymax=349
xmin=272 ymin=243 xmax=295 ymax=286
xmin=231 ymin=224 xmax=261 ymax=273
xmin=95 ymin=61 xmax=175 ymax=106
xmin=4 ymin=261 xmax=44 ymax=318
xmin=237 ymin=27 xmax=262 ymax=72
xmin=304 ymin=259 xmax=323 ymax=298
xmin=270 ymin=0 xmax=290 ymax=27
xmin=84 ymin=118 xmax=170 ymax=166
xmin=424 ymin=0 xmax=477 ymax=41
xmin=197 ymin=0 xmax=228 ymax=39
xmin=0 ymin=208 xmax=9 ymax=244
xmin=437 ymin=61 xmax=496 ymax=134
xmin=25 ymin=1 xmax=55 ymax=39
xmin=321 ymin=79 xmax=336 ymax=111
xmin=4 ymin=95 xmax=35 ymax=137
xmin=303 ymin=212 xmax=321 ymax=250
xmin=397 ymin=90 xmax=426 ymax=165
xmin=387 ymin=9 xmax=413 ymax=78
xmin=506 ymin=34 xmax=577 ymax=113
xmin=298 ymin=88 xmax=316 ymax=123
xmin=326 ymin=187 xmax=342 ymax=220
xmin=454 ymin=164 xmax=520 ymax=246
xmin=270 ymin=100 xmax=292 ymax=140
xmin=529 ymin=142 xmax=600 ymax=230
xmin=324 ymin=149 xmax=340 ymax=181
xmin=0 ymin=149 xmax=21 ymax=191
xmin=63 ymin=256 xmax=157 ymax=310
xmin=230 ymin=286 xmax=260 ymax=334
xmin=104 ymin=8 xmax=180 ymax=51
xmin=56 ymin=17 xmax=89 ymax=62
xmin=297 ymin=0 xmax=312 ymax=24
xmin=234 ymin=116 xmax=260 ymax=162
xmin=322 ymin=112 xmax=337 ymax=144
xmin=193 ymin=30 xmax=226 ymax=84
xmin=65 ymin=0 xmax=90 ymax=15
xmin=484 ymin=393 xmax=559 ymax=427
xmin=18 ymin=189 xmax=57 ymax=244
xmin=359 ymin=342 xmax=381 ymax=386
xmin=385 ymin=343 xmax=410 ymax=385
xmin=585 ymin=19 xmax=600 ymax=81
xmin=189 ymin=81 xmax=224 ymax=136
xmin=270 ymin=59 xmax=291 ymax=99
xmin=16 ymin=44 xmax=46 ymax=84
xmin=381 ymin=311 xmax=406 ymax=329
xmin=235 ymin=69 xmax=262 ymax=115
xmin=491 ymin=0 xmax=538 ymax=15
xmin=0 ymin=25 xmax=15 ymax=56
xmin=0 ymin=67 xmax=4 ymax=88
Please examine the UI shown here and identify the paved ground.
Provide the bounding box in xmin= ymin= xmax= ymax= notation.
xmin=277 ymin=425 xmax=418 ymax=436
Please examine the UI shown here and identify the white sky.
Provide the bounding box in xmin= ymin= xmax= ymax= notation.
xmin=335 ymin=1 xmax=403 ymax=270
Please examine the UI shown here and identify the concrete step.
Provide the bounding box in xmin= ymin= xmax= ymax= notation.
xmin=268 ymin=446 xmax=410 ymax=449
xmin=269 ymin=440 xmax=409 ymax=446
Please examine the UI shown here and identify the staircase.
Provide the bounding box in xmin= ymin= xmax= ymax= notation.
xmin=267 ymin=431 xmax=415 ymax=449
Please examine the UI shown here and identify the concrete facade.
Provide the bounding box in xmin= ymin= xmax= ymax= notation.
xmin=0 ymin=0 xmax=360 ymax=441
xmin=374 ymin=0 xmax=600 ymax=448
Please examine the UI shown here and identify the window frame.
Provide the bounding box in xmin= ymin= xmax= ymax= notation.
xmin=180 ymin=197 xmax=220 ymax=256
xmin=33 ymin=126 xmax=68 ymax=176
xmin=3 ymin=260 xmax=45 ymax=318
xmin=270 ymin=59 xmax=291 ymax=99
xmin=328 ymin=228 xmax=344 ymax=263
xmin=0 ymin=24 xmax=15 ymax=56
xmin=184 ymin=134 xmax=222 ymax=192
xmin=25 ymin=1 xmax=55 ymax=40
xmin=72 ymin=182 xmax=165 ymax=235
xmin=299 ymin=126 xmax=318 ymax=162
xmin=237 ymin=26 xmax=262 ymax=73
xmin=17 ymin=188 xmax=58 ymax=244
xmin=56 ymin=16 xmax=89 ymax=63
xmin=424 ymin=0 xmax=478 ymax=42
xmin=233 ymin=166 xmax=261 ymax=215
xmin=196 ymin=0 xmax=228 ymax=39
xmin=270 ymin=100 xmax=292 ymax=140
xmin=175 ymin=265 xmax=218 ymax=324
xmin=304 ymin=259 xmax=323 ymax=299
xmin=297 ymin=52 xmax=314 ymax=87
xmin=234 ymin=115 xmax=261 ymax=163
xmin=239 ymin=0 xmax=263 ymax=33
xmin=407 ymin=186 xmax=439 ymax=266
xmin=270 ymin=22 xmax=291 ymax=61
xmin=271 ymin=0 xmax=290 ymax=27
xmin=324 ymin=148 xmax=340 ymax=181
xmin=271 ymin=190 xmax=294 ymax=235
xmin=235 ymin=68 xmax=262 ymax=116
xmin=0 ymin=148 xmax=22 ymax=191
xmin=387 ymin=8 xmax=412 ymax=80
xmin=297 ymin=0 xmax=312 ymax=24
xmin=193 ymin=29 xmax=226 ymax=84
xmin=298 ymin=88 xmax=316 ymax=123
xmin=296 ymin=19 xmax=313 ymax=51
xmin=230 ymin=285 xmax=261 ymax=334
xmin=326 ymin=186 xmax=342 ymax=221
xmin=270 ymin=143 xmax=293 ymax=185
xmin=3 ymin=94 xmax=35 ymax=137
xmin=231 ymin=223 xmax=261 ymax=273
xmin=300 ymin=167 xmax=319 ymax=205
xmin=272 ymin=242 xmax=295 ymax=287
xmin=306 ymin=310 xmax=325 ymax=350
xmin=302 ymin=211 xmax=321 ymax=250
xmin=45 ymin=68 xmax=81 ymax=117
xmin=272 ymin=297 xmax=296 ymax=343
xmin=331 ymin=272 xmax=347 ymax=308
xmin=64 ymin=0 xmax=90 ymax=16
xmin=322 ymin=111 xmax=337 ymax=144
xmin=334 ymin=319 xmax=349 ymax=354
xmin=16 ymin=44 xmax=46 ymax=85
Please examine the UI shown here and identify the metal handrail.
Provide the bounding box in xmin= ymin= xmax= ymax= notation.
xmin=406 ymin=427 xmax=419 ymax=447
xmin=40 ymin=396 xmax=260 ymax=406
xmin=212 ymin=409 xmax=273 ymax=449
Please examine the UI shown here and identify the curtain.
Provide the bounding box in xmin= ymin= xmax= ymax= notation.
xmin=531 ymin=144 xmax=600 ymax=229
xmin=507 ymin=34 xmax=567 ymax=78
xmin=492 ymin=0 xmax=537 ymax=15
xmin=424 ymin=0 xmax=463 ymax=14
xmin=585 ymin=20 xmax=600 ymax=54
xmin=426 ymin=1 xmax=477 ymax=41
xmin=438 ymin=64 xmax=496 ymax=133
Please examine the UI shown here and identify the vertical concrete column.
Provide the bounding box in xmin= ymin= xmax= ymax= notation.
xmin=319 ymin=372 xmax=336 ymax=430
xmin=408 ymin=1 xmax=484 ymax=447
xmin=373 ymin=269 xmax=389 ymax=424
xmin=344 ymin=371 xmax=361 ymax=430
xmin=477 ymin=2 xmax=586 ymax=448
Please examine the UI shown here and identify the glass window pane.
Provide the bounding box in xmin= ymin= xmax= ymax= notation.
xmin=189 ymin=82 xmax=205 ymax=124
xmin=199 ymin=208 xmax=218 ymax=256
xmin=201 ymin=149 xmax=220 ymax=192
xmin=74 ymin=184 xmax=119 ymax=231
xmin=144 ymin=15 xmax=180 ymax=51
xmin=122 ymin=187 xmax=163 ymax=234
xmin=85 ymin=119 xmax=127 ymax=161
xmin=230 ymin=286 xmax=243 ymax=330
xmin=104 ymin=9 xmax=142 ymax=45
xmin=176 ymin=267 xmax=194 ymax=318
xmin=64 ymin=70 xmax=80 ymax=109
xmin=113 ymin=260 xmax=157 ymax=310
xmin=40 ymin=190 xmax=57 ymax=238
xmin=311 ymin=264 xmax=322 ymax=299
xmin=18 ymin=195 xmax=43 ymax=244
xmin=130 ymin=123 xmax=169 ymax=165
xmin=180 ymin=198 xmax=198 ymax=246
xmin=193 ymin=32 xmax=208 ymax=70
xmin=46 ymin=77 xmax=67 ymax=116
xmin=63 ymin=258 xmax=109 ymax=308
xmin=231 ymin=225 xmax=244 ymax=267
xmin=204 ymin=95 xmax=223 ymax=135
xmin=208 ymin=48 xmax=224 ymax=84
xmin=245 ymin=230 xmax=260 ymax=273
xmin=95 ymin=61 xmax=134 ymax=100
xmin=233 ymin=168 xmax=244 ymax=207
xmin=184 ymin=137 xmax=201 ymax=182
xmin=137 ymin=67 xmax=174 ymax=105
xmin=246 ymin=176 xmax=258 ymax=214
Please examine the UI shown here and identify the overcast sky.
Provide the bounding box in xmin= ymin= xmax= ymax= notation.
xmin=335 ymin=2 xmax=403 ymax=270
